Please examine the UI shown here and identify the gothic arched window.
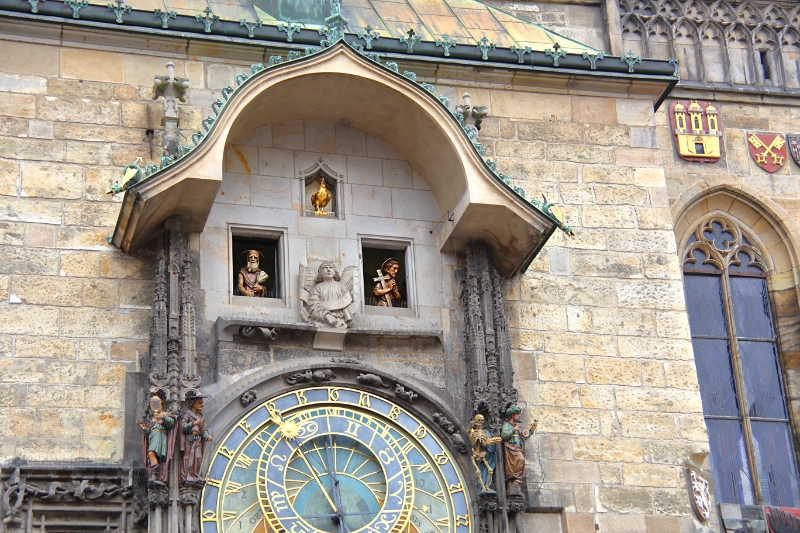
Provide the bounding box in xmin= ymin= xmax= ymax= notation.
xmin=682 ymin=216 xmax=800 ymax=506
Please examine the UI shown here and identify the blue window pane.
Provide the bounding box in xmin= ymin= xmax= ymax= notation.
xmin=706 ymin=419 xmax=754 ymax=505
xmin=684 ymin=274 xmax=728 ymax=338
xmin=730 ymin=276 xmax=773 ymax=340
xmin=692 ymin=338 xmax=739 ymax=417
xmin=752 ymin=421 xmax=800 ymax=507
xmin=740 ymin=341 xmax=786 ymax=419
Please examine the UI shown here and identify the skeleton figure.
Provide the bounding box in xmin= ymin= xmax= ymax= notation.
xmin=300 ymin=261 xmax=358 ymax=329
xmin=468 ymin=414 xmax=501 ymax=492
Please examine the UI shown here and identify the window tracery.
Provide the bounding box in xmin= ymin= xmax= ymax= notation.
xmin=681 ymin=216 xmax=800 ymax=507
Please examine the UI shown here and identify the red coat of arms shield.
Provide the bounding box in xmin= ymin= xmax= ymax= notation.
xmin=748 ymin=133 xmax=787 ymax=173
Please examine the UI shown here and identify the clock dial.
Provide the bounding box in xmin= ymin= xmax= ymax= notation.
xmin=201 ymin=387 xmax=470 ymax=533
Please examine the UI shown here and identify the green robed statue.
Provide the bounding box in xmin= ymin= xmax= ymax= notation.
xmin=501 ymin=404 xmax=537 ymax=496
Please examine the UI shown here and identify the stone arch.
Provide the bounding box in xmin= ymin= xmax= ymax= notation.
xmin=111 ymin=43 xmax=555 ymax=275
xmin=631 ymin=0 xmax=656 ymax=17
xmin=674 ymin=18 xmax=701 ymax=80
xmin=791 ymin=5 xmax=800 ymax=28
xmin=781 ymin=26 xmax=800 ymax=89
xmin=726 ymin=23 xmax=755 ymax=84
xmin=763 ymin=5 xmax=789 ymax=29
xmin=754 ymin=24 xmax=782 ymax=86
xmin=683 ymin=0 xmax=708 ymax=24
xmin=737 ymin=1 xmax=763 ymax=27
xmin=710 ymin=0 xmax=736 ymax=25
xmin=699 ymin=20 xmax=728 ymax=83
xmin=622 ymin=14 xmax=648 ymax=57
xmin=646 ymin=15 xmax=673 ymax=59
xmin=657 ymin=0 xmax=681 ymax=21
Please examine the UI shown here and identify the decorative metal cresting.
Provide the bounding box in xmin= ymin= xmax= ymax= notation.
xmin=400 ymin=28 xmax=421 ymax=53
xmin=277 ymin=20 xmax=302 ymax=42
xmin=106 ymin=0 xmax=131 ymax=23
xmin=582 ymin=51 xmax=605 ymax=70
xmin=195 ymin=6 xmax=219 ymax=33
xmin=544 ymin=42 xmax=566 ymax=67
xmin=357 ymin=25 xmax=380 ymax=49
xmin=154 ymin=8 xmax=176 ymax=28
xmin=435 ymin=34 xmax=457 ymax=56
xmin=477 ymin=36 xmax=496 ymax=60
xmin=620 ymin=50 xmax=642 ymax=73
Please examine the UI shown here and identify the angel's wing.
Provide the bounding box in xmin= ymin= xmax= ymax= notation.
xmin=341 ymin=266 xmax=359 ymax=299
xmin=299 ymin=264 xmax=316 ymax=297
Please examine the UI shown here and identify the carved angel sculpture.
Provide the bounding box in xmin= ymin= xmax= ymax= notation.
xmin=300 ymin=261 xmax=358 ymax=329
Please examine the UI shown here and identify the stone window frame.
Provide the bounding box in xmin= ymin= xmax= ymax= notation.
xmin=676 ymin=207 xmax=800 ymax=505
xmin=358 ymin=235 xmax=417 ymax=318
xmin=228 ymin=223 xmax=289 ymax=309
xmin=297 ymin=158 xmax=345 ymax=220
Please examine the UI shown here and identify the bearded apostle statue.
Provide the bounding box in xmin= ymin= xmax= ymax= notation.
xmin=179 ymin=392 xmax=212 ymax=487
xmin=237 ymin=249 xmax=269 ymax=297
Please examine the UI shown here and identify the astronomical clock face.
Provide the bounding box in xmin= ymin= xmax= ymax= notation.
xmin=201 ymin=387 xmax=471 ymax=533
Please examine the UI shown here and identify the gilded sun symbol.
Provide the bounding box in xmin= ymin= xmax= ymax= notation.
xmin=421 ymin=506 xmax=430 ymax=513
xmin=280 ymin=420 xmax=300 ymax=440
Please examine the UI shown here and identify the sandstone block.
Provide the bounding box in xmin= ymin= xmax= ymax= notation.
xmin=636 ymin=207 xmax=673 ymax=230
xmin=655 ymin=312 xmax=691 ymax=339
xmin=641 ymin=360 xmax=665 ymax=387
xmin=642 ymin=254 xmax=682 ymax=280
xmin=585 ymin=124 xmax=630 ymax=146
xmin=630 ymin=127 xmax=659 ymax=148
xmin=100 ymin=252 xmax=153 ymax=279
xmin=27 ymin=120 xmax=53 ymax=140
xmin=119 ymin=280 xmax=154 ymax=309
xmin=547 ymin=144 xmax=615 ymax=164
xmin=586 ymin=358 xmax=641 ymax=385
xmin=0 ymin=117 xmax=28 ymax=137
xmin=538 ymin=354 xmax=586 ymax=382
xmin=618 ymin=337 xmax=693 ymax=360
xmin=61 ymin=308 xmax=150 ymax=338
xmin=535 ymin=382 xmax=582 ymax=407
xmin=521 ymin=274 xmax=615 ymax=307
xmin=644 ymin=515 xmax=683 ymax=532
xmin=0 ymin=42 xmax=59 ymax=77
xmin=642 ymin=440 xmax=708 ymax=465
xmin=47 ymin=79 xmax=113 ymax=99
xmin=39 ymin=97 xmax=120 ymax=126
xmin=618 ymin=411 xmax=678 ymax=439
xmin=517 ymin=120 xmax=584 ymax=143
xmin=509 ymin=329 xmax=543 ymax=351
xmin=57 ymin=227 xmax=112 ymax=250
xmin=65 ymin=142 xmax=113 ymax=166
xmin=82 ymin=409 xmax=124 ymax=437
xmin=678 ymin=414 xmax=707 ymax=441
xmin=572 ymin=436 xmax=643 ymax=462
xmin=26 ymin=223 xmax=58 ymax=249
xmin=599 ymin=463 xmax=622 ymax=484
xmin=582 ymin=165 xmax=634 ymax=184
xmin=0 ymin=138 xmax=65 ymax=162
xmin=64 ymin=203 xmax=119 ymax=227
xmin=491 ymin=91 xmax=572 ymax=120
xmin=109 ymin=339 xmax=147 ymax=361
xmin=615 ymin=99 xmax=656 ymax=126
xmin=0 ymin=277 xmax=7 ymax=301
xmin=27 ymin=384 xmax=122 ymax=409
xmin=529 ymin=406 xmax=600 ymax=435
xmin=548 ymin=227 xmax=607 ymax=250
xmin=539 ymin=434 xmax=573 ymax=460
xmin=495 ymin=140 xmax=546 ymax=159
xmin=582 ymin=206 xmax=636 ymax=229
xmin=0 ymin=92 xmax=35 ymax=118
xmin=20 ymin=162 xmax=83 ymax=199
xmin=0 ymin=160 xmax=19 ymax=196
xmin=120 ymin=102 xmax=148 ymax=129
xmin=616 ymin=280 xmax=685 ymax=310
xmin=567 ymin=306 xmax=592 ymax=333
xmin=113 ymin=85 xmax=137 ymax=100
xmin=82 ymin=279 xmax=119 ymax=308
xmin=598 ymin=486 xmax=652 ymax=513
xmin=78 ymin=339 xmax=108 ymax=360
xmin=615 ymin=147 xmax=661 ymax=167
xmin=616 ymin=388 xmax=702 ymax=413
xmin=608 ymin=230 xmax=677 ymax=254
xmin=544 ymin=333 xmax=616 ymax=356
xmin=16 ymin=336 xmax=76 ymax=359
xmin=61 ymin=49 xmax=124 ymax=83
xmin=0 ymin=222 xmax=24 ymax=246
xmin=633 ymin=167 xmax=666 ymax=187
xmin=85 ymin=167 xmax=123 ymax=202
xmin=0 ymin=72 xmax=47 ymax=94
xmin=95 ymin=362 xmax=126 ymax=385
xmin=60 ymin=251 xmax=101 ymax=278
xmin=0 ymin=359 xmax=44 ymax=383
xmin=559 ymin=185 xmax=594 ymax=205
xmin=0 ymin=384 xmax=26 ymax=407
xmin=581 ymin=385 xmax=616 ymax=409
xmin=45 ymin=361 xmax=91 ymax=384
xmin=0 ymin=245 xmax=58 ymax=275
xmin=652 ymin=489 xmax=691 ymax=516
xmin=594 ymin=185 xmax=648 ymax=206
xmin=511 ymin=351 xmax=536 ymax=380
xmin=590 ymin=307 xmax=655 ymax=336
xmin=596 ymin=514 xmax=646 ymax=533
xmin=506 ymin=303 xmax=568 ymax=331
xmin=544 ymin=460 xmax=600 ymax=484
xmin=12 ymin=275 xmax=83 ymax=306
xmin=0 ymin=408 xmax=82 ymax=438
xmin=573 ymin=95 xmax=616 ymax=124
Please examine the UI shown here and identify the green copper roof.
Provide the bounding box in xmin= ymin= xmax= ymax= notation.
xmin=83 ymin=0 xmax=599 ymax=53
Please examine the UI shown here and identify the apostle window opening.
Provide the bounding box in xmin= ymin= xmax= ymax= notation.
xmin=232 ymin=236 xmax=280 ymax=299
xmin=362 ymin=246 xmax=408 ymax=308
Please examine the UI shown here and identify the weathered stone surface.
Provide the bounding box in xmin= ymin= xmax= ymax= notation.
xmin=678 ymin=414 xmax=707 ymax=441
xmin=517 ymin=120 xmax=584 ymax=143
xmin=119 ymin=280 xmax=153 ymax=309
xmin=494 ymin=140 xmax=546 ymax=159
xmin=521 ymin=274 xmax=615 ymax=306
xmin=507 ymin=302 xmax=568 ymax=331
xmin=596 ymin=514 xmax=646 ymax=533
xmin=0 ymin=93 xmax=36 ymax=118
xmin=539 ymin=434 xmax=573 ymax=460
xmin=641 ymin=440 xmax=708 ymax=465
xmin=44 ymin=361 xmax=91 ymax=384
xmin=642 ymin=254 xmax=682 ymax=280
xmin=47 ymin=79 xmax=113 ymax=99
xmin=61 ymin=49 xmax=124 ymax=83
xmin=547 ymin=144 xmax=615 ymax=164
xmin=594 ymin=185 xmax=648 ymax=206
xmin=12 ymin=276 xmax=83 ymax=306
xmin=65 ymin=142 xmax=113 ymax=165
xmin=608 ymin=229 xmax=678 ymax=254
xmin=635 ymin=207 xmax=673 ymax=230
xmin=0 ymin=138 xmax=65 ymax=162
xmin=586 ymin=358 xmax=640 ymax=385
xmin=60 ymin=308 xmax=150 ymax=338
xmin=100 ymin=252 xmax=153 ymax=279
xmin=651 ymin=489 xmax=691 ymax=516
xmin=85 ymin=167 xmax=123 ymax=202
xmin=0 ymin=42 xmax=59 ymax=77
xmin=590 ymin=308 xmax=655 ymax=336
xmin=655 ymin=312 xmax=691 ymax=339
xmin=82 ymin=279 xmax=119 ymax=308
xmin=597 ymin=486 xmax=652 ymax=513
xmin=559 ymin=185 xmax=594 ymax=204
xmin=0 ymin=160 xmax=19 ymax=196
xmin=64 ymin=203 xmax=119 ymax=227
xmin=583 ymin=165 xmax=634 ymax=184
xmin=20 ymin=162 xmax=83 ymax=199
xmin=544 ymin=333 xmax=616 ymax=356
xmin=641 ymin=361 xmax=666 ymax=387
xmin=0 ymin=305 xmax=59 ymax=336
xmin=0 ymin=222 xmax=24 ymax=246
xmin=529 ymin=406 xmax=600 ymax=435
xmin=38 ymin=97 xmax=120 ymax=126
xmin=0 ymin=245 xmax=58 ymax=275
xmin=0 ymin=197 xmax=62 ymax=224
xmin=544 ymin=460 xmax=600 ymax=483
xmin=618 ymin=337 xmax=693 ymax=360
xmin=615 ymin=280 xmax=685 ymax=310
xmin=27 ymin=384 xmax=122 ymax=409
xmin=618 ymin=411 xmax=678 ymax=439
xmin=616 ymin=388 xmax=702 ymax=413
xmin=0 ymin=359 xmax=44 ymax=382
xmin=79 ymin=339 xmax=109 ymax=361
xmin=491 ymin=91 xmax=572 ymax=120
xmin=16 ymin=336 xmax=76 ymax=359
xmin=582 ymin=206 xmax=636 ymax=229
xmin=537 ymin=354 xmax=585 ymax=382
xmin=95 ymin=362 xmax=126 ymax=385
xmin=664 ymin=362 xmax=700 ymax=390
xmin=585 ymin=124 xmax=630 ymax=146
xmin=534 ymin=382 xmax=582 ymax=407
xmin=581 ymin=385 xmax=616 ymax=409
xmin=57 ymin=227 xmax=112 ymax=250
xmin=27 ymin=223 xmax=59 ymax=248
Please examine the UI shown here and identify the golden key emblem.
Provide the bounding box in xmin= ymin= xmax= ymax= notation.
xmin=749 ymin=134 xmax=785 ymax=166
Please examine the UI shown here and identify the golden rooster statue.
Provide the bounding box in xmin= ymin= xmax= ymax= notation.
xmin=311 ymin=179 xmax=332 ymax=216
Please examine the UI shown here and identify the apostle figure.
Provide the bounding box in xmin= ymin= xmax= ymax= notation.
xmin=501 ymin=404 xmax=536 ymax=496
xmin=372 ymin=258 xmax=403 ymax=307
xmin=469 ymin=414 xmax=501 ymax=493
xmin=139 ymin=393 xmax=176 ymax=484
xmin=301 ymin=261 xmax=357 ymax=329
xmin=179 ymin=392 xmax=212 ymax=486
xmin=237 ymin=250 xmax=269 ymax=297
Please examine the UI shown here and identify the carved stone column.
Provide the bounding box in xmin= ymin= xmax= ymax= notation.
xmin=152 ymin=62 xmax=189 ymax=156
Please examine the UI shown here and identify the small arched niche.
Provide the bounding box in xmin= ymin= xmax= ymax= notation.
xmin=298 ymin=159 xmax=344 ymax=219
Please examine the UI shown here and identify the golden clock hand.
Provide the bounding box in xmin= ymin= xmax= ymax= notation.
xmin=293 ymin=441 xmax=339 ymax=514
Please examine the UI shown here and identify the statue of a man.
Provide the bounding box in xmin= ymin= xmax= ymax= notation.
xmin=372 ymin=258 xmax=403 ymax=307
xmin=139 ymin=394 xmax=176 ymax=484
xmin=302 ymin=261 xmax=356 ymax=328
xmin=501 ymin=404 xmax=536 ymax=496
xmin=179 ymin=393 xmax=212 ymax=487
xmin=237 ymin=250 xmax=268 ymax=297
xmin=469 ymin=414 xmax=501 ymax=493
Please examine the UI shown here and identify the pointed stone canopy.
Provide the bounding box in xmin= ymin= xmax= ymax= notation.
xmin=111 ymin=43 xmax=559 ymax=276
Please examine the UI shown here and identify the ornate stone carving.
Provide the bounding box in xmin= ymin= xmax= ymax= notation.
xmin=152 ymin=62 xmax=189 ymax=156
xmin=689 ymin=469 xmax=711 ymax=522
xmin=433 ymin=412 xmax=456 ymax=434
xmin=300 ymin=262 xmax=358 ymax=329
xmin=394 ymin=384 xmax=418 ymax=403
xmin=451 ymin=433 xmax=468 ymax=454
xmin=356 ymin=373 xmax=388 ymax=387
xmin=240 ymin=389 xmax=257 ymax=407
xmin=285 ymin=369 xmax=336 ymax=385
